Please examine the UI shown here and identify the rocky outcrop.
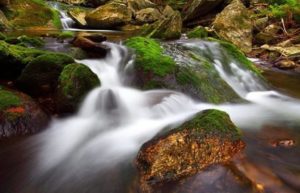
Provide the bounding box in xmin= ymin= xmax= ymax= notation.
xmin=136 ymin=109 xmax=245 ymax=192
xmin=182 ymin=0 xmax=225 ymax=22
xmin=135 ymin=8 xmax=161 ymax=24
xmin=213 ymin=0 xmax=253 ymax=53
xmin=56 ymin=63 xmax=100 ymax=113
xmin=85 ymin=1 xmax=132 ymax=29
xmin=0 ymin=87 xmax=49 ymax=138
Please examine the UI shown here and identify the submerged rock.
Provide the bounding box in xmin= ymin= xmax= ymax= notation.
xmin=56 ymin=63 xmax=100 ymax=113
xmin=85 ymin=1 xmax=132 ymax=29
xmin=0 ymin=87 xmax=49 ymax=138
xmin=136 ymin=109 xmax=245 ymax=192
xmin=213 ymin=0 xmax=253 ymax=53
xmin=17 ymin=53 xmax=74 ymax=96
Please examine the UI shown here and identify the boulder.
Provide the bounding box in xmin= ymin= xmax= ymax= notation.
xmin=141 ymin=5 xmax=182 ymax=40
xmin=56 ymin=63 xmax=100 ymax=113
xmin=124 ymin=37 xmax=241 ymax=104
xmin=274 ymin=59 xmax=296 ymax=69
xmin=17 ymin=53 xmax=74 ymax=96
xmin=136 ymin=109 xmax=245 ymax=192
xmin=85 ymin=1 xmax=132 ymax=29
xmin=0 ymin=40 xmax=44 ymax=79
xmin=0 ymin=87 xmax=49 ymax=138
xmin=182 ymin=0 xmax=225 ymax=22
xmin=135 ymin=8 xmax=162 ymax=24
xmin=213 ymin=0 xmax=253 ymax=53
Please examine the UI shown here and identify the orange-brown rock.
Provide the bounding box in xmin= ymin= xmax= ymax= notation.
xmin=136 ymin=109 xmax=245 ymax=192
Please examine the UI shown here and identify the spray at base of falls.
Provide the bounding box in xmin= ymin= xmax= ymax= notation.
xmin=20 ymin=41 xmax=300 ymax=192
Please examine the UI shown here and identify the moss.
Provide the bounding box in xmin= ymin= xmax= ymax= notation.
xmin=0 ymin=40 xmax=45 ymax=78
xmin=6 ymin=0 xmax=62 ymax=29
xmin=187 ymin=26 xmax=208 ymax=39
xmin=179 ymin=109 xmax=241 ymax=140
xmin=5 ymin=35 xmax=45 ymax=47
xmin=207 ymin=37 xmax=262 ymax=76
xmin=51 ymin=8 xmax=62 ymax=29
xmin=17 ymin=53 xmax=74 ymax=95
xmin=0 ymin=88 xmax=21 ymax=111
xmin=57 ymin=63 xmax=100 ymax=112
xmin=124 ymin=37 xmax=176 ymax=77
xmin=0 ymin=32 xmax=7 ymax=40
xmin=59 ymin=63 xmax=100 ymax=97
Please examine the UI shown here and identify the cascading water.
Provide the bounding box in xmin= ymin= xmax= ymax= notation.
xmin=2 ymin=36 xmax=300 ymax=192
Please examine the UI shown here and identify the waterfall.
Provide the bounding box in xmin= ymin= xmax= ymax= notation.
xmin=5 ymin=40 xmax=300 ymax=192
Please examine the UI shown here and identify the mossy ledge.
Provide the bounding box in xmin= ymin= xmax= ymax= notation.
xmin=0 ymin=88 xmax=21 ymax=111
xmin=124 ymin=37 xmax=176 ymax=77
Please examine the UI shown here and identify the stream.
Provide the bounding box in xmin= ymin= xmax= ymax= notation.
xmin=0 ymin=2 xmax=300 ymax=193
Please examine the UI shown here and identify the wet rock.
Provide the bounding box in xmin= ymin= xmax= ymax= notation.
xmin=261 ymin=44 xmax=300 ymax=57
xmin=135 ymin=8 xmax=162 ymax=24
xmin=56 ymin=63 xmax=100 ymax=113
xmin=124 ymin=37 xmax=249 ymax=103
xmin=17 ymin=53 xmax=74 ymax=96
xmin=182 ymin=0 xmax=224 ymax=22
xmin=213 ymin=0 xmax=253 ymax=53
xmin=55 ymin=0 xmax=87 ymax=5
xmin=136 ymin=109 xmax=245 ymax=192
xmin=85 ymin=1 xmax=132 ymax=29
xmin=72 ymin=32 xmax=108 ymax=57
xmin=141 ymin=5 xmax=182 ymax=40
xmin=0 ymin=87 xmax=49 ymax=138
xmin=274 ymin=59 xmax=296 ymax=69
xmin=270 ymin=139 xmax=296 ymax=148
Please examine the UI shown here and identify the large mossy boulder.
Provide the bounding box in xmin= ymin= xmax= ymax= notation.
xmin=85 ymin=1 xmax=132 ymax=29
xmin=0 ymin=87 xmax=49 ymax=138
xmin=17 ymin=53 xmax=74 ymax=96
xmin=182 ymin=0 xmax=225 ymax=22
xmin=136 ymin=109 xmax=245 ymax=192
xmin=4 ymin=0 xmax=61 ymax=29
xmin=0 ymin=40 xmax=44 ymax=79
xmin=56 ymin=63 xmax=100 ymax=113
xmin=213 ymin=0 xmax=253 ymax=53
xmin=124 ymin=37 xmax=240 ymax=103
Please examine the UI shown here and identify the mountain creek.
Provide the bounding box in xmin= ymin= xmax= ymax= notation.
xmin=0 ymin=0 xmax=300 ymax=193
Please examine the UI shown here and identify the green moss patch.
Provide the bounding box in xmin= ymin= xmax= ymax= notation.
xmin=179 ymin=109 xmax=241 ymax=140
xmin=187 ymin=26 xmax=208 ymax=39
xmin=0 ymin=88 xmax=21 ymax=111
xmin=124 ymin=37 xmax=176 ymax=77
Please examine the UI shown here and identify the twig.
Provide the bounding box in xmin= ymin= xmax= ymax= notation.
xmin=281 ymin=18 xmax=289 ymax=36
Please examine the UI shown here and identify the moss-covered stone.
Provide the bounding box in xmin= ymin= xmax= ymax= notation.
xmin=17 ymin=53 xmax=74 ymax=96
xmin=187 ymin=26 xmax=208 ymax=39
xmin=56 ymin=63 xmax=100 ymax=113
xmin=5 ymin=35 xmax=45 ymax=47
xmin=0 ymin=40 xmax=45 ymax=79
xmin=4 ymin=0 xmax=62 ymax=29
xmin=124 ymin=37 xmax=176 ymax=77
xmin=0 ymin=87 xmax=49 ymax=138
xmin=136 ymin=109 xmax=245 ymax=192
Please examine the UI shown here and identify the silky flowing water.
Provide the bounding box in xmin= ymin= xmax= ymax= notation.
xmin=1 ymin=3 xmax=300 ymax=193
